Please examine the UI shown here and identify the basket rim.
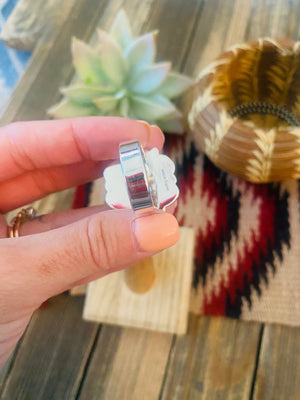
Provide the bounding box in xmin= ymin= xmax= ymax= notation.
xmin=189 ymin=37 xmax=300 ymax=134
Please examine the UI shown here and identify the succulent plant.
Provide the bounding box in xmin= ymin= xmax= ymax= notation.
xmin=48 ymin=10 xmax=193 ymax=133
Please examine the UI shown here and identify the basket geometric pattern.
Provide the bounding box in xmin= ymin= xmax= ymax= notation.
xmin=188 ymin=38 xmax=300 ymax=183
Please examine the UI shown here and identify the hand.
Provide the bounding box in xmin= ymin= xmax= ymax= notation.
xmin=0 ymin=117 xmax=179 ymax=368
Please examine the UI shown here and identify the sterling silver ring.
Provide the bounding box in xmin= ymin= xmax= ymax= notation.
xmin=104 ymin=140 xmax=179 ymax=212
xmin=119 ymin=140 xmax=156 ymax=211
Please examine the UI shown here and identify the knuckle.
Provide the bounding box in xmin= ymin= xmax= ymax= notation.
xmin=83 ymin=215 xmax=118 ymax=272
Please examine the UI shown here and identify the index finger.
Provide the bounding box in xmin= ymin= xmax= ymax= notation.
xmin=0 ymin=117 xmax=164 ymax=182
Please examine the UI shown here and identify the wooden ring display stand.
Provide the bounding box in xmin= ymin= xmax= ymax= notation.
xmin=83 ymin=226 xmax=195 ymax=334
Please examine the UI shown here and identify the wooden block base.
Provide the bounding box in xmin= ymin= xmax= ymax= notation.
xmin=83 ymin=227 xmax=195 ymax=334
xmin=69 ymin=284 xmax=87 ymax=296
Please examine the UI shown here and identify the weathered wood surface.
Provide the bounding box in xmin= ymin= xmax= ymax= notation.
xmin=1 ymin=0 xmax=299 ymax=399
xmin=0 ymin=353 xmax=15 ymax=394
xmin=78 ymin=326 xmax=173 ymax=400
xmin=1 ymin=295 xmax=99 ymax=400
xmin=254 ymin=324 xmax=300 ymax=400
xmin=161 ymin=315 xmax=261 ymax=400
xmin=0 ymin=0 xmax=110 ymax=125
xmin=0 ymin=0 xmax=76 ymax=51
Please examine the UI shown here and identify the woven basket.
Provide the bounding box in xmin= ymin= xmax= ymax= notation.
xmin=188 ymin=38 xmax=300 ymax=183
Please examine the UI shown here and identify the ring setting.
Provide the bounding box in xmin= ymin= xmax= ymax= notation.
xmin=7 ymin=206 xmax=36 ymax=238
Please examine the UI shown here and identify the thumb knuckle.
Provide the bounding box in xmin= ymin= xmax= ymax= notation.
xmin=82 ymin=215 xmax=118 ymax=272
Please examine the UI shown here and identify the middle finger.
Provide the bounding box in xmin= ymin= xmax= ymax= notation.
xmin=0 ymin=160 xmax=105 ymax=213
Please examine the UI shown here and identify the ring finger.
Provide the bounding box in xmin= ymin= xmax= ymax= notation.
xmin=3 ymin=205 xmax=110 ymax=238
xmin=3 ymin=201 xmax=177 ymax=238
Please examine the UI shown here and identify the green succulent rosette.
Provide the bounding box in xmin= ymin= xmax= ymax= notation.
xmin=48 ymin=10 xmax=193 ymax=133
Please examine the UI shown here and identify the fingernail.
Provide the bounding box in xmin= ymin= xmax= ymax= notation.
xmin=133 ymin=213 xmax=179 ymax=252
xmin=136 ymin=121 xmax=164 ymax=148
xmin=150 ymin=124 xmax=165 ymax=146
xmin=136 ymin=120 xmax=152 ymax=147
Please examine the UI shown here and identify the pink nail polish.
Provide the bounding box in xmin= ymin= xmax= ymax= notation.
xmin=136 ymin=121 xmax=164 ymax=148
xmin=150 ymin=124 xmax=165 ymax=146
xmin=136 ymin=120 xmax=152 ymax=147
xmin=133 ymin=213 xmax=179 ymax=252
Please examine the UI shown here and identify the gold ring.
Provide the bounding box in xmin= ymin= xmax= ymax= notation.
xmin=7 ymin=207 xmax=37 ymax=238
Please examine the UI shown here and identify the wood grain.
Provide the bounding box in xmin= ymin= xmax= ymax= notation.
xmin=78 ymin=325 xmax=173 ymax=400
xmin=84 ymin=228 xmax=195 ymax=334
xmin=0 ymin=0 xmax=109 ymax=125
xmin=0 ymin=0 xmax=76 ymax=51
xmin=144 ymin=0 xmax=205 ymax=70
xmin=1 ymin=295 xmax=99 ymax=400
xmin=245 ymin=0 xmax=300 ymax=41
xmin=184 ymin=0 xmax=252 ymax=77
xmin=161 ymin=315 xmax=261 ymax=400
xmin=76 ymin=325 xmax=123 ymax=399
xmin=253 ymin=324 xmax=300 ymax=400
xmin=0 ymin=353 xmax=15 ymax=394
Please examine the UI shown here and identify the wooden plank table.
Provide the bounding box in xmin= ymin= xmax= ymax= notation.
xmin=1 ymin=0 xmax=300 ymax=399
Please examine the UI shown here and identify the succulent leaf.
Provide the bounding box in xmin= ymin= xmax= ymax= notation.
xmin=97 ymin=30 xmax=128 ymax=87
xmin=130 ymin=94 xmax=176 ymax=120
xmin=48 ymin=99 xmax=97 ymax=118
xmin=50 ymin=9 xmax=194 ymax=134
xmin=61 ymin=84 xmax=114 ymax=104
xmin=120 ymin=98 xmax=130 ymax=117
xmin=129 ymin=62 xmax=171 ymax=94
xmin=109 ymin=9 xmax=133 ymax=50
xmin=93 ymin=96 xmax=119 ymax=112
xmin=156 ymin=118 xmax=185 ymax=134
xmin=124 ymin=32 xmax=158 ymax=70
xmin=71 ymin=38 xmax=107 ymax=85
xmin=159 ymin=72 xmax=194 ymax=98
xmin=160 ymin=108 xmax=183 ymax=120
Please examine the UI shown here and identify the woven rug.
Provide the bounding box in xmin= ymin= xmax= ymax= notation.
xmin=73 ymin=133 xmax=300 ymax=327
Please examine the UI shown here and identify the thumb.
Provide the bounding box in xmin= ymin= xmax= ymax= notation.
xmin=2 ymin=209 xmax=179 ymax=307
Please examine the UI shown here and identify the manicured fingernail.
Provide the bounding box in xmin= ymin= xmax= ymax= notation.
xmin=136 ymin=120 xmax=152 ymax=147
xmin=133 ymin=213 xmax=179 ymax=252
xmin=150 ymin=124 xmax=165 ymax=146
xmin=136 ymin=120 xmax=164 ymax=148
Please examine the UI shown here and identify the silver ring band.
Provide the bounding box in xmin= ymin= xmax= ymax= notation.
xmin=119 ymin=140 xmax=156 ymax=211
